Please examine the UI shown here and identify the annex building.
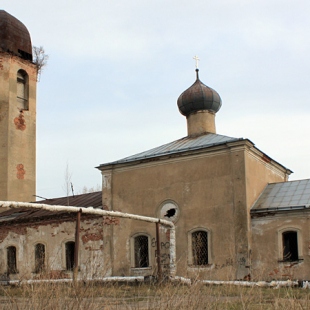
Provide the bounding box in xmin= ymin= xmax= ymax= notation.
xmin=0 ymin=10 xmax=310 ymax=282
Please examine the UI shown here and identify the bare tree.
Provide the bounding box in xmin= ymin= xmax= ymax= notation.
xmin=32 ymin=46 xmax=48 ymax=81
xmin=80 ymin=184 xmax=102 ymax=194
xmin=63 ymin=163 xmax=72 ymax=205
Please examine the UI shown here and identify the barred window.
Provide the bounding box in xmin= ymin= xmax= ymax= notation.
xmin=7 ymin=246 xmax=17 ymax=274
xmin=192 ymin=230 xmax=208 ymax=266
xmin=65 ymin=241 xmax=75 ymax=271
xmin=17 ymin=70 xmax=29 ymax=110
xmin=134 ymin=235 xmax=149 ymax=268
xmin=283 ymin=231 xmax=298 ymax=262
xmin=35 ymin=243 xmax=45 ymax=273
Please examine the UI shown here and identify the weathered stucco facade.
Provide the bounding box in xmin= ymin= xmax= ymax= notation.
xmin=0 ymin=213 xmax=105 ymax=281
xmin=0 ymin=10 xmax=37 ymax=202
xmin=1 ymin=11 xmax=310 ymax=283
xmin=251 ymin=211 xmax=310 ymax=280
xmin=98 ymin=137 xmax=290 ymax=280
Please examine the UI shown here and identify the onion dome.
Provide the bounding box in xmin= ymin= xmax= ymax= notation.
xmin=0 ymin=10 xmax=32 ymax=61
xmin=177 ymin=69 xmax=222 ymax=117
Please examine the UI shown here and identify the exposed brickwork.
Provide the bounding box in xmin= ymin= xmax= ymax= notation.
xmin=14 ymin=112 xmax=26 ymax=130
xmin=0 ymin=225 xmax=27 ymax=242
xmin=103 ymin=216 xmax=120 ymax=225
xmin=16 ymin=163 xmax=25 ymax=179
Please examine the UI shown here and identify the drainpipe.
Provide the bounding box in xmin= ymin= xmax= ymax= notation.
xmin=156 ymin=221 xmax=162 ymax=282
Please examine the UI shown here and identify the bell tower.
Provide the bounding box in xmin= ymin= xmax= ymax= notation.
xmin=0 ymin=10 xmax=37 ymax=202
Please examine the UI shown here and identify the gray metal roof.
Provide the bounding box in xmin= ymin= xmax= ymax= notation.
xmin=99 ymin=133 xmax=242 ymax=166
xmin=252 ymin=179 xmax=310 ymax=211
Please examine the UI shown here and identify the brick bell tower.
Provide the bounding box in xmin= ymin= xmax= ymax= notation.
xmin=0 ymin=10 xmax=37 ymax=202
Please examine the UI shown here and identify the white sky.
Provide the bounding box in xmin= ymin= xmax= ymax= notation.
xmin=4 ymin=1 xmax=310 ymax=199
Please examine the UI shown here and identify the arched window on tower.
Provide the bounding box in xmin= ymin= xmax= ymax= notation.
xmin=7 ymin=246 xmax=17 ymax=274
xmin=35 ymin=243 xmax=45 ymax=273
xmin=17 ymin=69 xmax=29 ymax=110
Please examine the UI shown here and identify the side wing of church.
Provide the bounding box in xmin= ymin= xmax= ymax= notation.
xmin=0 ymin=11 xmax=309 ymax=282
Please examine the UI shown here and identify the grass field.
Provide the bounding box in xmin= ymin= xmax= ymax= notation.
xmin=0 ymin=281 xmax=309 ymax=309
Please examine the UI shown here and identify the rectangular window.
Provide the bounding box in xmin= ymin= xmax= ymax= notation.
xmin=35 ymin=243 xmax=45 ymax=273
xmin=192 ymin=231 xmax=208 ymax=266
xmin=134 ymin=235 xmax=149 ymax=268
xmin=7 ymin=246 xmax=17 ymax=274
xmin=282 ymin=231 xmax=298 ymax=261
xmin=65 ymin=242 xmax=75 ymax=271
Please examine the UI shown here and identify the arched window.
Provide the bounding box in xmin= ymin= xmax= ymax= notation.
xmin=282 ymin=231 xmax=298 ymax=262
xmin=17 ymin=69 xmax=29 ymax=110
xmin=35 ymin=243 xmax=45 ymax=273
xmin=192 ymin=230 xmax=209 ymax=265
xmin=65 ymin=241 xmax=75 ymax=271
xmin=7 ymin=246 xmax=17 ymax=274
xmin=133 ymin=235 xmax=149 ymax=268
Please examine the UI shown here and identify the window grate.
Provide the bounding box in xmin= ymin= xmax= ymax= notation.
xmin=134 ymin=235 xmax=149 ymax=268
xmin=192 ymin=231 xmax=208 ymax=266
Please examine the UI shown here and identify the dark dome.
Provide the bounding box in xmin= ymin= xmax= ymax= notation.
xmin=0 ymin=10 xmax=32 ymax=61
xmin=177 ymin=69 xmax=222 ymax=117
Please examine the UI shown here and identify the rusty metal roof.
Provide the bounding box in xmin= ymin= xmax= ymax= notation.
xmin=177 ymin=69 xmax=222 ymax=116
xmin=34 ymin=191 xmax=102 ymax=208
xmin=98 ymin=133 xmax=242 ymax=167
xmin=0 ymin=10 xmax=32 ymax=61
xmin=251 ymin=179 xmax=310 ymax=213
xmin=0 ymin=191 xmax=102 ymax=224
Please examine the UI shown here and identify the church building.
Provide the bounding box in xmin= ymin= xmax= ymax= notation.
xmin=0 ymin=11 xmax=309 ymax=282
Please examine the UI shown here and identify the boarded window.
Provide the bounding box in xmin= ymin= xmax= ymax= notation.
xmin=283 ymin=231 xmax=298 ymax=261
xmin=35 ymin=243 xmax=45 ymax=273
xmin=134 ymin=235 xmax=149 ymax=268
xmin=192 ymin=231 xmax=208 ymax=265
xmin=7 ymin=246 xmax=17 ymax=274
xmin=17 ymin=70 xmax=28 ymax=110
xmin=65 ymin=242 xmax=75 ymax=271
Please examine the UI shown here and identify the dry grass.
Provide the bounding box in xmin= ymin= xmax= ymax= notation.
xmin=0 ymin=281 xmax=309 ymax=309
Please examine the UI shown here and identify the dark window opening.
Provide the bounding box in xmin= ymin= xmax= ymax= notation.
xmin=192 ymin=231 xmax=208 ymax=266
xmin=35 ymin=243 xmax=45 ymax=273
xmin=164 ymin=208 xmax=176 ymax=218
xmin=17 ymin=70 xmax=29 ymax=110
xmin=65 ymin=242 xmax=75 ymax=271
xmin=7 ymin=246 xmax=17 ymax=274
xmin=283 ymin=231 xmax=298 ymax=262
xmin=18 ymin=49 xmax=32 ymax=61
xmin=134 ymin=235 xmax=149 ymax=268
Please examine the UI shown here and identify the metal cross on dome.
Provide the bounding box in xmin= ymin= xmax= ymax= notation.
xmin=193 ymin=55 xmax=200 ymax=69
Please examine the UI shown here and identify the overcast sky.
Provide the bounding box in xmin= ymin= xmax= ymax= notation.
xmin=4 ymin=1 xmax=310 ymax=199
